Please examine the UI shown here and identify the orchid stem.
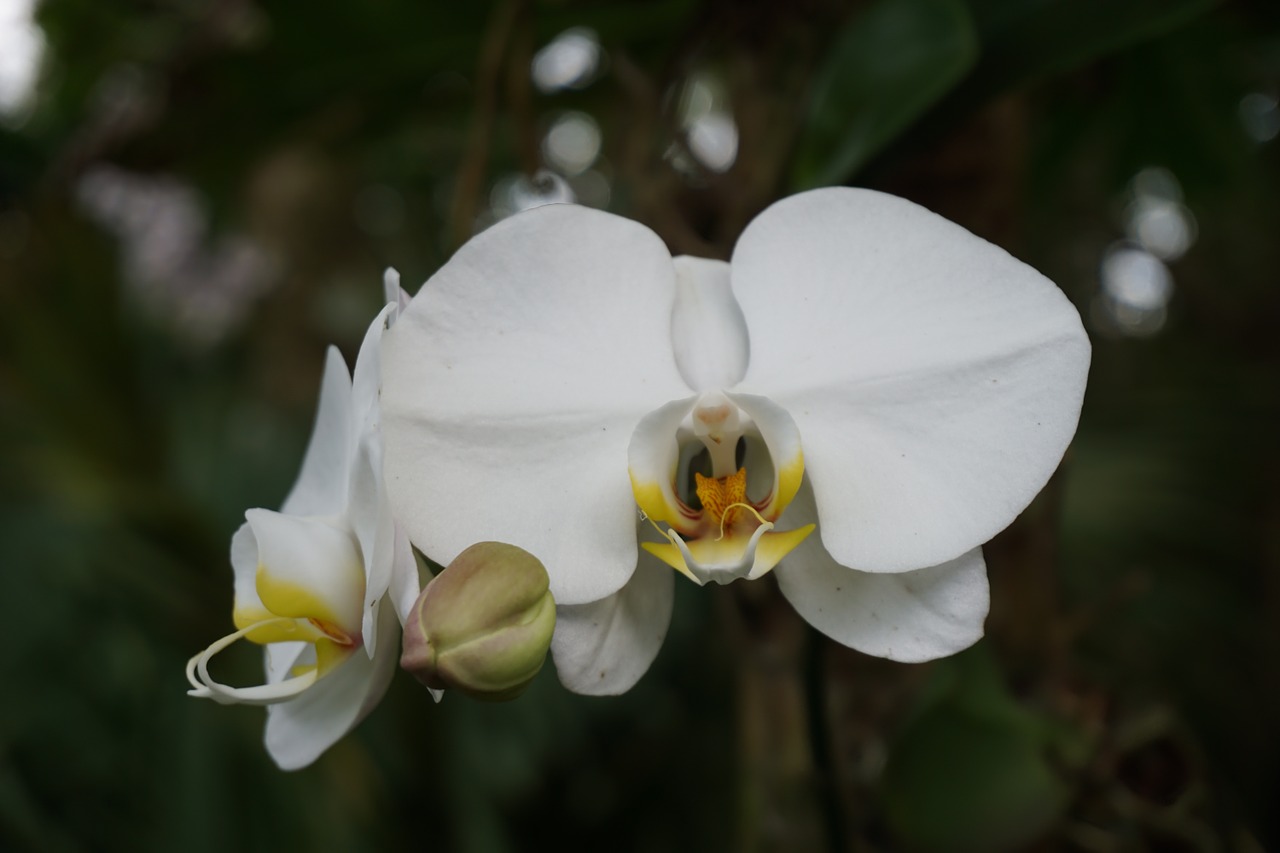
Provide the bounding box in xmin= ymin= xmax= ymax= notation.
xmin=804 ymin=633 xmax=848 ymax=853
xmin=504 ymin=0 xmax=539 ymax=179
xmin=448 ymin=0 xmax=520 ymax=249
xmin=730 ymin=583 xmax=828 ymax=851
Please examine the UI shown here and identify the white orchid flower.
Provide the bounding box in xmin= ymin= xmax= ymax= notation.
xmin=187 ymin=271 xmax=421 ymax=770
xmin=380 ymin=188 xmax=1090 ymax=695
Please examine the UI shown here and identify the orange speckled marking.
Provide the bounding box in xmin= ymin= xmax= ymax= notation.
xmin=694 ymin=468 xmax=748 ymax=527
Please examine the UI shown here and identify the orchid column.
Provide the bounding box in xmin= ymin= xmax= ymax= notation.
xmin=381 ymin=188 xmax=1090 ymax=695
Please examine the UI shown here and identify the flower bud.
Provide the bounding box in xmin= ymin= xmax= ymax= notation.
xmin=401 ymin=541 xmax=556 ymax=701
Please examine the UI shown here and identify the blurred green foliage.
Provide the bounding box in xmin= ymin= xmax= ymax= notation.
xmin=2 ymin=0 xmax=1278 ymax=851
xmin=792 ymin=0 xmax=978 ymax=189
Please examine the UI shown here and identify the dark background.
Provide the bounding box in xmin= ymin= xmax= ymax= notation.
xmin=1 ymin=0 xmax=1277 ymax=850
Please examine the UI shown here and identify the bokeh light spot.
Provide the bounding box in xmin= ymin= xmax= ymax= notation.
xmin=532 ymin=28 xmax=601 ymax=93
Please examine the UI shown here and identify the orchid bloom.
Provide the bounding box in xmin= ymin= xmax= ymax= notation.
xmin=187 ymin=272 xmax=421 ymax=769
xmin=380 ymin=188 xmax=1090 ymax=695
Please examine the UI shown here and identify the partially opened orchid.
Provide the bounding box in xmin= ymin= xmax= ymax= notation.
xmin=187 ymin=272 xmax=421 ymax=769
xmin=381 ymin=188 xmax=1090 ymax=695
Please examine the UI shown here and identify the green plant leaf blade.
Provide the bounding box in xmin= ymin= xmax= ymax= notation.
xmin=791 ymin=0 xmax=979 ymax=189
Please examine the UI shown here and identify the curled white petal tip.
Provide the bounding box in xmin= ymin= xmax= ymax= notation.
xmin=382 ymin=267 xmax=411 ymax=314
xmin=280 ymin=349 xmax=354 ymax=519
xmin=185 ymin=618 xmax=335 ymax=707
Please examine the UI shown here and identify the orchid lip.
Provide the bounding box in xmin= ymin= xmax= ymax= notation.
xmin=640 ymin=514 xmax=817 ymax=585
xmin=665 ymin=517 xmax=774 ymax=585
xmin=630 ymin=390 xmax=812 ymax=584
xmin=194 ymin=515 xmax=368 ymax=708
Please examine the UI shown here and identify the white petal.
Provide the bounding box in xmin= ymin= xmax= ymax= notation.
xmin=725 ymin=392 xmax=804 ymax=521
xmin=383 ymin=267 xmax=412 ymax=315
xmin=732 ymin=188 xmax=1089 ymax=571
xmin=349 ymin=434 xmax=393 ymax=651
xmin=670 ymin=256 xmax=749 ymax=392
xmin=381 ymin=203 xmax=690 ymax=605
xmin=281 ymin=348 xmax=353 ymax=518
xmin=230 ymin=520 xmax=265 ymax=617
xmin=549 ymin=549 xmax=674 ymax=695
xmin=350 ymin=303 xmax=396 ymax=442
xmin=265 ymin=642 xmax=308 ymax=684
xmin=387 ymin=524 xmax=422 ymax=626
xmin=349 ymin=305 xmax=402 ymax=649
xmin=245 ymin=509 xmax=365 ymax=637
xmin=775 ymin=481 xmax=988 ymax=661
xmin=264 ymin=602 xmax=400 ymax=770
xmin=627 ymin=395 xmax=699 ymax=535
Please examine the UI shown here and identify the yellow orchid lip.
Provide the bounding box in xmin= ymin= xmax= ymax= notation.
xmin=190 ymin=547 xmax=366 ymax=707
xmin=629 ymin=390 xmax=811 ymax=585
xmin=642 ymin=521 xmax=816 ymax=585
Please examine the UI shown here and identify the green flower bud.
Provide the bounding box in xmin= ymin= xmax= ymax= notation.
xmin=400 ymin=541 xmax=556 ymax=701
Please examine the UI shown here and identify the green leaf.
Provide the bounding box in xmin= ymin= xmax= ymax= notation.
xmin=880 ymin=648 xmax=1082 ymax=852
xmin=790 ymin=0 xmax=979 ymax=189
xmin=963 ymin=0 xmax=1220 ymax=89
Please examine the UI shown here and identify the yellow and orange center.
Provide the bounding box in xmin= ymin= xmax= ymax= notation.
xmin=694 ymin=468 xmax=749 ymax=527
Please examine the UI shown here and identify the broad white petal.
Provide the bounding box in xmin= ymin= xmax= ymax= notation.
xmin=549 ymin=550 xmax=674 ymax=695
xmin=732 ymin=188 xmax=1089 ymax=571
xmin=245 ymin=509 xmax=365 ymax=637
xmin=281 ymin=348 xmax=353 ymax=518
xmin=775 ymin=481 xmax=988 ymax=661
xmin=670 ymin=256 xmax=749 ymax=392
xmin=381 ymin=203 xmax=690 ymax=605
xmin=264 ymin=603 xmax=400 ymax=770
